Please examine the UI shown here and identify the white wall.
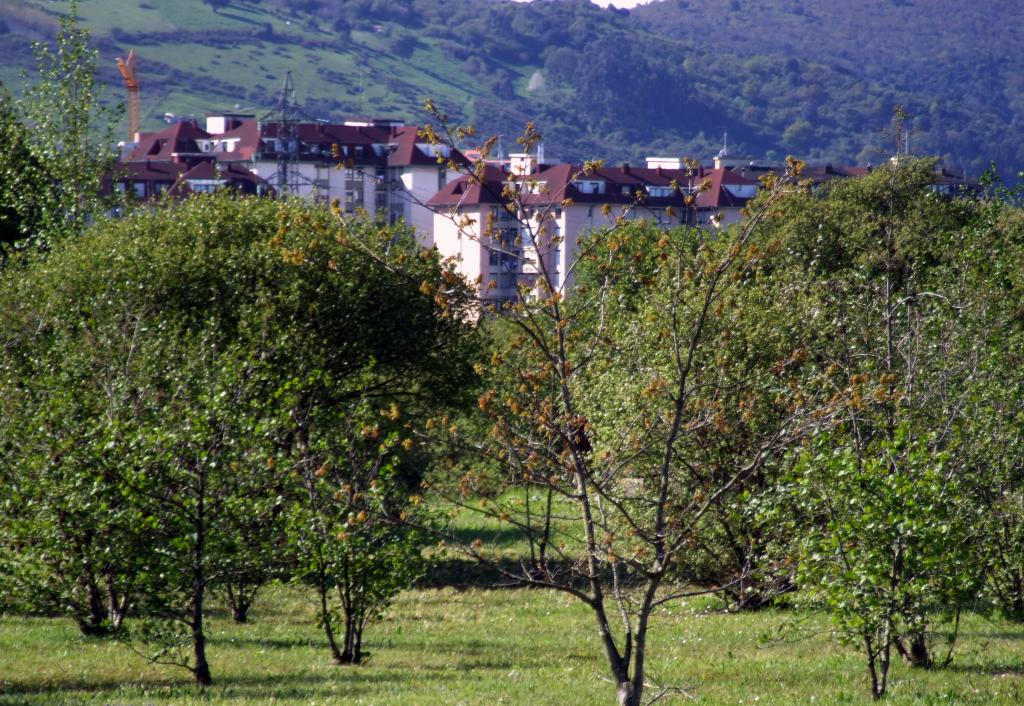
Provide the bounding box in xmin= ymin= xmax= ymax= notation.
xmin=397 ymin=166 xmax=448 ymax=247
xmin=433 ymin=208 xmax=488 ymax=300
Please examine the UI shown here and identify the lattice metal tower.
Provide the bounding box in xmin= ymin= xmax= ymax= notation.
xmin=258 ymin=72 xmax=312 ymax=196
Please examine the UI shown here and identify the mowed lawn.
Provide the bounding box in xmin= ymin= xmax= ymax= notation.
xmin=2 ymin=583 xmax=1024 ymax=705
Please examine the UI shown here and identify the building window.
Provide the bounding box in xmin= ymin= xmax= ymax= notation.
xmin=488 ymin=228 xmax=519 ymax=271
xmin=438 ymin=168 xmax=447 ymax=192
xmin=133 ymin=182 xmax=146 ymax=198
xmin=345 ymin=168 xmax=364 ymax=212
xmin=189 ymin=180 xmax=225 ymax=194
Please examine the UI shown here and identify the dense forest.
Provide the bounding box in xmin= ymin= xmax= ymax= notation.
xmin=1 ymin=0 xmax=1021 ymax=179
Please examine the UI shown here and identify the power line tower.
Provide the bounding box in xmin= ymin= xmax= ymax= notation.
xmin=258 ymin=72 xmax=313 ymax=196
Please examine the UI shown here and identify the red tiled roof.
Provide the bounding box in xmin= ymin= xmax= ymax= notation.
xmin=211 ymin=120 xmax=391 ymax=165
xmin=388 ymin=126 xmax=440 ymax=167
xmin=429 ymin=163 xmax=762 ymax=211
xmin=128 ymin=121 xmax=211 ymax=161
xmin=427 ymin=164 xmax=508 ymax=207
xmin=801 ymin=164 xmax=873 ymax=183
xmin=129 ymin=117 xmax=467 ymax=172
xmin=114 ymin=157 xmax=270 ymax=199
xmin=116 ymin=160 xmax=189 ymax=182
xmin=387 ymin=126 xmax=471 ymax=168
xmin=694 ymin=168 xmax=758 ymax=210
xmin=214 ymin=119 xmax=260 ymax=160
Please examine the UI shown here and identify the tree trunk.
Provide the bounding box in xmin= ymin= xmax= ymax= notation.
xmin=896 ymin=631 xmax=932 ymax=668
xmin=193 ymin=617 xmax=213 ymax=686
xmin=865 ymin=635 xmax=881 ymax=700
xmin=192 ymin=470 xmax=213 ymax=687
xmin=226 ymin=581 xmax=259 ymax=623
xmin=318 ymin=581 xmax=344 ymax=664
xmin=338 ymin=570 xmax=364 ymax=664
xmin=192 ymin=569 xmax=212 ymax=685
xmin=108 ymin=598 xmax=128 ymax=631
xmin=1006 ymin=570 xmax=1024 ymax=621
xmin=340 ymin=605 xmax=363 ymax=664
xmin=354 ymin=623 xmax=363 ymax=664
xmin=617 ymin=680 xmax=640 ymax=706
xmin=78 ymin=576 xmax=110 ymax=636
xmin=107 ymin=571 xmax=128 ymax=631
xmin=231 ymin=602 xmax=250 ymax=623
xmin=908 ymin=633 xmax=932 ymax=668
xmin=876 ymin=625 xmax=892 ymax=700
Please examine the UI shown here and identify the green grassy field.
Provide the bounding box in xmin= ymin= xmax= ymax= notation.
xmin=0 ymin=0 xmax=531 ymax=136
xmin=6 ymin=501 xmax=1020 ymax=704
xmin=3 ymin=582 xmax=1024 ymax=705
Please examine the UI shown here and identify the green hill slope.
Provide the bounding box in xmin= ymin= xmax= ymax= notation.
xmin=1 ymin=0 xmax=1020 ymax=180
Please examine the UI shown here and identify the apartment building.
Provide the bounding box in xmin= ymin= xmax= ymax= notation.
xmin=117 ymin=113 xmax=465 ymax=244
xmin=427 ymin=153 xmax=761 ymax=305
xmin=115 ymin=109 xmax=972 ymax=308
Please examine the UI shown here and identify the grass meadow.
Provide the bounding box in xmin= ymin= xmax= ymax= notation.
xmin=3 ymin=582 xmax=1024 ymax=705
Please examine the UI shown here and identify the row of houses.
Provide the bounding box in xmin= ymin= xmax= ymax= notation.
xmin=118 ymin=112 xmax=458 ymax=237
xmin=115 ymin=113 xmax=970 ymax=306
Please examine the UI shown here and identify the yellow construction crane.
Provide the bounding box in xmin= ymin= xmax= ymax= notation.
xmin=116 ymin=49 xmax=139 ymax=142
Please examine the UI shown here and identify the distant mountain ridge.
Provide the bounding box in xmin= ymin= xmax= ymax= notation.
xmin=0 ymin=0 xmax=1020 ymax=180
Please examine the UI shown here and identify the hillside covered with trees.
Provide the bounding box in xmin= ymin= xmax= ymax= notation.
xmin=1 ymin=0 xmax=1021 ymax=179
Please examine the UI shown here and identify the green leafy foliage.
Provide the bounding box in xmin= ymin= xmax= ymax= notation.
xmin=285 ymin=400 xmax=433 ymax=665
xmin=0 ymin=87 xmax=46 ymax=257
xmin=0 ymin=191 xmax=479 ymax=685
xmin=421 ymin=123 xmax=804 ymax=703
xmin=786 ymin=430 xmax=982 ymax=698
xmin=14 ymin=0 xmax=118 ymax=247
xmin=571 ymin=218 xmax=821 ymax=610
xmin=755 ymin=156 xmax=1014 ymax=697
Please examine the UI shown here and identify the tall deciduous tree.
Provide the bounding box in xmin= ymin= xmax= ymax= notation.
xmin=0 ymin=86 xmax=46 ymax=261
xmin=959 ymin=190 xmax=1024 ymax=624
xmin=421 ymin=111 xmax=811 ymax=706
xmin=18 ymin=0 xmax=118 ymax=247
xmin=768 ymin=155 xmax=997 ymax=698
xmin=241 ymin=201 xmax=479 ymax=666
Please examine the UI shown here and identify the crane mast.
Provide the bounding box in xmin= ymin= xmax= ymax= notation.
xmin=115 ymin=49 xmax=139 ymax=142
